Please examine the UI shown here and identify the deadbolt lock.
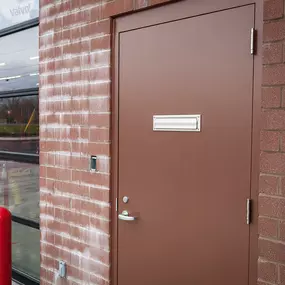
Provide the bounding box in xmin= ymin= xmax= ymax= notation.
xmin=123 ymin=196 xmax=129 ymax=203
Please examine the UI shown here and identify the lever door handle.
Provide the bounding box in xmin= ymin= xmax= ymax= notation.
xmin=118 ymin=210 xmax=136 ymax=221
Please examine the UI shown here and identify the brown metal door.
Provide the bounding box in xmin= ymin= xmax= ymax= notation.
xmin=117 ymin=5 xmax=254 ymax=285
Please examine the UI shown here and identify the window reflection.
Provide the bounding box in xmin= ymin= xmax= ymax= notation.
xmin=12 ymin=222 xmax=40 ymax=280
xmin=0 ymin=0 xmax=39 ymax=30
xmin=0 ymin=26 xmax=38 ymax=91
xmin=0 ymin=4 xmax=40 ymax=281
xmin=0 ymin=95 xmax=39 ymax=154
xmin=0 ymin=160 xmax=39 ymax=222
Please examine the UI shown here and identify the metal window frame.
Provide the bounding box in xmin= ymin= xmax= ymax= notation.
xmin=12 ymin=215 xmax=39 ymax=230
xmin=0 ymin=151 xmax=39 ymax=164
xmin=12 ymin=267 xmax=40 ymax=285
xmin=0 ymin=18 xmax=39 ymax=38
xmin=0 ymin=17 xmax=40 ymax=285
xmin=0 ymin=88 xmax=39 ymax=99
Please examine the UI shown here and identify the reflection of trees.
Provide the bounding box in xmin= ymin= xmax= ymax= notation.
xmin=0 ymin=97 xmax=39 ymax=124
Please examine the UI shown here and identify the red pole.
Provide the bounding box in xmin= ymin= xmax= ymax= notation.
xmin=0 ymin=207 xmax=11 ymax=285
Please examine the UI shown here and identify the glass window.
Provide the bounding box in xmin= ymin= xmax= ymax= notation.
xmin=0 ymin=160 xmax=39 ymax=222
xmin=0 ymin=96 xmax=39 ymax=153
xmin=0 ymin=26 xmax=38 ymax=92
xmin=12 ymin=222 xmax=40 ymax=280
xmin=0 ymin=104 xmax=40 ymax=277
xmin=0 ymin=0 xmax=39 ymax=30
xmin=0 ymin=19 xmax=39 ymax=283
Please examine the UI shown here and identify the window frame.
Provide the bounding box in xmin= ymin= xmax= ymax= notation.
xmin=0 ymin=16 xmax=40 ymax=285
xmin=0 ymin=18 xmax=39 ymax=38
xmin=0 ymin=90 xmax=40 ymax=164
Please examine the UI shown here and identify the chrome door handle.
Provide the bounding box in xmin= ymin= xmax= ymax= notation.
xmin=118 ymin=210 xmax=136 ymax=221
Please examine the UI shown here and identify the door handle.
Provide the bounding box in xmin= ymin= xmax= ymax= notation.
xmin=118 ymin=210 xmax=136 ymax=221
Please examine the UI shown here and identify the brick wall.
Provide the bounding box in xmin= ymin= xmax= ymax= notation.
xmin=259 ymin=0 xmax=285 ymax=284
xmin=39 ymin=1 xmax=170 ymax=284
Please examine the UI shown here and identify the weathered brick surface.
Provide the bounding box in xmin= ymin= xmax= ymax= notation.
xmin=260 ymin=1 xmax=285 ymax=284
xmin=258 ymin=260 xmax=278 ymax=283
xmin=260 ymin=130 xmax=280 ymax=151
xmin=262 ymin=87 xmax=281 ymax=108
xmin=264 ymin=0 xmax=284 ymax=20
xmin=259 ymin=217 xmax=279 ymax=238
xmin=39 ymin=0 xmax=172 ymax=284
xmin=260 ymin=175 xmax=280 ymax=195
xmin=263 ymin=42 xmax=283 ymax=64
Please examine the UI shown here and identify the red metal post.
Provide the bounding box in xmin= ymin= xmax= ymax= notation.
xmin=0 ymin=207 xmax=11 ymax=285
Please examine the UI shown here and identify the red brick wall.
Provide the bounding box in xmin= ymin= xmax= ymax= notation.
xmin=39 ymin=1 xmax=171 ymax=284
xmin=259 ymin=0 xmax=285 ymax=284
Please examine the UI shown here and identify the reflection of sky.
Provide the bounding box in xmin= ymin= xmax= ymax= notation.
xmin=0 ymin=0 xmax=39 ymax=30
xmin=0 ymin=26 xmax=38 ymax=92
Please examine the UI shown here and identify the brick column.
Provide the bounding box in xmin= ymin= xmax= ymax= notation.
xmin=259 ymin=0 xmax=285 ymax=284
xmin=39 ymin=1 xmax=171 ymax=284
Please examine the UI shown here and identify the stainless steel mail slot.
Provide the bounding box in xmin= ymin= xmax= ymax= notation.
xmin=153 ymin=115 xmax=201 ymax=132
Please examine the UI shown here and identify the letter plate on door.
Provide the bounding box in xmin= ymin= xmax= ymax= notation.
xmin=153 ymin=115 xmax=201 ymax=132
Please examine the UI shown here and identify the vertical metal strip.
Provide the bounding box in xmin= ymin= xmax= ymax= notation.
xmin=250 ymin=28 xmax=255 ymax=55
xmin=246 ymin=199 xmax=251 ymax=225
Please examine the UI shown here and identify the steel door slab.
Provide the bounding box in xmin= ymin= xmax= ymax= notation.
xmin=117 ymin=5 xmax=254 ymax=285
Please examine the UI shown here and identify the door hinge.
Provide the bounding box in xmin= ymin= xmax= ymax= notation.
xmin=246 ymin=198 xmax=252 ymax=225
xmin=116 ymin=198 xmax=118 ymax=212
xmin=250 ymin=28 xmax=256 ymax=55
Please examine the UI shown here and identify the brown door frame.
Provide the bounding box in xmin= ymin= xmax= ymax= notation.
xmin=111 ymin=1 xmax=262 ymax=284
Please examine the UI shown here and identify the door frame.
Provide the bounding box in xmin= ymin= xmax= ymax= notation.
xmin=111 ymin=1 xmax=262 ymax=284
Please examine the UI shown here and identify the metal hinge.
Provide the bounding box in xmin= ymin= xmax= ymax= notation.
xmin=250 ymin=28 xmax=256 ymax=55
xmin=246 ymin=199 xmax=252 ymax=225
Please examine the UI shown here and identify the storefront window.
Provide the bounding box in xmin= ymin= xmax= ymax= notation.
xmin=0 ymin=96 xmax=39 ymax=152
xmin=0 ymin=0 xmax=39 ymax=30
xmin=0 ymin=4 xmax=39 ymax=283
xmin=0 ymin=27 xmax=38 ymax=92
xmin=12 ymin=222 xmax=40 ymax=280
